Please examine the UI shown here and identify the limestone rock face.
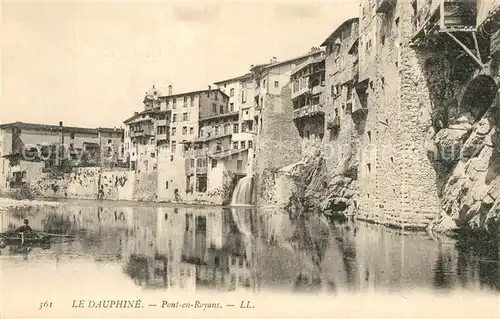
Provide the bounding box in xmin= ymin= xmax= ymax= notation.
xmin=436 ymin=107 xmax=500 ymax=237
xmin=434 ymin=112 xmax=474 ymax=163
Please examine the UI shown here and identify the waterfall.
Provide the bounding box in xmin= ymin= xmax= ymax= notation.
xmin=231 ymin=176 xmax=253 ymax=205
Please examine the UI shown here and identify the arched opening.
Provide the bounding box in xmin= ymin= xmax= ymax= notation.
xmin=460 ymin=75 xmax=498 ymax=120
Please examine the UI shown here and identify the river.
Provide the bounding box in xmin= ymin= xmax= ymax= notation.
xmin=1 ymin=199 xmax=498 ymax=317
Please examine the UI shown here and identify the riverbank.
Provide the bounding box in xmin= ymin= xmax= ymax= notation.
xmin=0 ymin=197 xmax=61 ymax=212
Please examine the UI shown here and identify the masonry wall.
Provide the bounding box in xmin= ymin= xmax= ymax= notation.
xmin=254 ymin=85 xmax=303 ymax=206
xmin=354 ymin=0 xmax=441 ymax=229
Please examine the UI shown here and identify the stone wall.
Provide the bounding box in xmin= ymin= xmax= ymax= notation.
xmin=254 ymin=86 xmax=303 ymax=206
xmin=26 ymin=166 xmax=138 ymax=201
xmin=133 ymin=171 xmax=158 ymax=202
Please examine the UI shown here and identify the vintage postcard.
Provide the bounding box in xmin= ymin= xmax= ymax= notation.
xmin=1 ymin=0 xmax=499 ymax=318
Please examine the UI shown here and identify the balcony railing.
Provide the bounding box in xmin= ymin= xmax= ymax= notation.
xmin=185 ymin=148 xmax=208 ymax=158
xmin=292 ymin=104 xmax=324 ymax=120
xmin=130 ymin=128 xmax=154 ymax=138
xmin=157 ymin=119 xmax=168 ymax=126
xmin=156 ymin=133 xmax=168 ymax=141
xmin=196 ymin=166 xmax=208 ymax=174
xmin=291 ymin=86 xmax=311 ymax=100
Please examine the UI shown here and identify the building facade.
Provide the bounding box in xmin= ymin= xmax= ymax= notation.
xmin=290 ymin=51 xmax=326 ymax=155
xmin=0 ymin=121 xmax=124 ymax=191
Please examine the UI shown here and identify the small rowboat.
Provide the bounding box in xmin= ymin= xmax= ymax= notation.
xmin=0 ymin=231 xmax=74 ymax=248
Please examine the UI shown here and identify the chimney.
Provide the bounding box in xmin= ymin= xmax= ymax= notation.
xmin=208 ymin=85 xmax=211 ymax=97
xmin=168 ymin=85 xmax=172 ymax=96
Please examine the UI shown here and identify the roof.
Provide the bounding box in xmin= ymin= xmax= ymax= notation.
xmin=320 ymin=17 xmax=359 ymax=47
xmin=213 ymin=73 xmax=252 ymax=85
xmin=290 ymin=53 xmax=326 ymax=77
xmin=97 ymin=127 xmax=124 ymax=133
xmin=159 ymin=88 xmax=228 ymax=99
xmin=123 ymin=108 xmax=165 ymax=124
xmin=0 ymin=122 xmax=119 ymax=135
xmin=250 ymin=50 xmax=324 ymax=73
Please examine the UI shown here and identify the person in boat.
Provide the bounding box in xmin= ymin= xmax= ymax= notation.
xmin=15 ymin=219 xmax=33 ymax=233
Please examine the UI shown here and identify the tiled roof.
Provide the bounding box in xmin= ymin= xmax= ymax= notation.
xmin=0 ymin=122 xmax=121 ymax=135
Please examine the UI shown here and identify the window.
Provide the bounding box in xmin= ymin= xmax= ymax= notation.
xmin=165 ymin=181 xmax=168 ymax=189
xmin=214 ymin=126 xmax=219 ymax=135
xmin=173 ymin=100 xmax=177 ymax=109
xmin=212 ymin=159 xmax=217 ymax=168
xmin=237 ymin=160 xmax=243 ymax=172
xmin=190 ymin=96 xmax=195 ymax=107
xmin=241 ymin=90 xmax=246 ymax=103
xmin=241 ymin=141 xmax=246 ymax=149
xmin=247 ymin=122 xmax=253 ymax=131
xmin=196 ymin=175 xmax=207 ymax=193
xmin=212 ymin=103 xmax=217 ymax=113
xmin=224 ymin=124 xmax=229 ymax=134
xmin=182 ymin=126 xmax=187 ymax=135
xmin=241 ymin=123 xmax=246 ymax=132
xmin=233 ymin=142 xmax=238 ymax=149
xmin=190 ymin=159 xmax=195 ymax=167
xmin=233 ymin=124 xmax=239 ymax=133
xmin=230 ymin=88 xmax=234 ymax=97
xmin=173 ymin=114 xmax=178 ymax=122
xmin=230 ymin=103 xmax=234 ymax=112
xmin=248 ymin=141 xmax=253 ymax=148
xmin=219 ymin=105 xmax=224 ymax=114
xmin=108 ymin=139 xmax=112 ymax=144
xmin=274 ymin=81 xmax=279 ymax=88
xmin=189 ymin=127 xmax=194 ymax=135
xmin=171 ymin=141 xmax=176 ymax=153
xmin=183 ymin=113 xmax=188 ymax=121
xmin=172 ymin=127 xmax=176 ymax=136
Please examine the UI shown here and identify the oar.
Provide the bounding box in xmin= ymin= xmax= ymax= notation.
xmin=39 ymin=232 xmax=75 ymax=238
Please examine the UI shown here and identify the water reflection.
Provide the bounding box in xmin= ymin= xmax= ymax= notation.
xmin=0 ymin=202 xmax=499 ymax=294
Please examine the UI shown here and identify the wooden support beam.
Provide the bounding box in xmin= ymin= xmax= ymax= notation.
xmin=445 ymin=32 xmax=485 ymax=68
xmin=471 ymin=31 xmax=482 ymax=64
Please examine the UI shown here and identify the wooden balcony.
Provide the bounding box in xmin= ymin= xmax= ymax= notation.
xmin=130 ymin=128 xmax=154 ymax=138
xmin=292 ymin=104 xmax=324 ymax=120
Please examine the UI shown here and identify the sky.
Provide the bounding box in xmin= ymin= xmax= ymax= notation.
xmin=2 ymin=1 xmax=358 ymax=128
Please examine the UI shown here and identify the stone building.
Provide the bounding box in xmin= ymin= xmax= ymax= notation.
xmin=161 ymin=86 xmax=227 ymax=157
xmin=214 ymin=73 xmax=257 ymax=155
xmin=0 ymin=121 xmax=124 ymax=190
xmin=311 ymin=0 xmax=500 ymax=231
xmin=251 ymin=50 xmax=323 ymax=206
xmin=290 ymin=51 xmax=326 ymax=156
xmin=320 ymin=17 xmax=360 ymax=174
xmin=123 ymin=85 xmax=170 ymax=172
xmin=156 ymin=87 xmax=231 ymax=204
xmin=177 ymin=103 xmax=250 ymax=204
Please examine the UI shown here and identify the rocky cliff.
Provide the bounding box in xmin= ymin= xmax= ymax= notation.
xmin=429 ymin=90 xmax=500 ymax=237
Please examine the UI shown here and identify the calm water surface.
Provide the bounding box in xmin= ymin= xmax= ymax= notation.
xmin=1 ymin=200 xmax=499 ymax=297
